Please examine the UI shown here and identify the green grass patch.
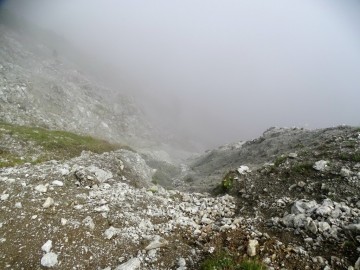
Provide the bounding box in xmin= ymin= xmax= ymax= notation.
xmin=214 ymin=172 xmax=236 ymax=194
xmin=0 ymin=122 xmax=122 ymax=168
xmin=274 ymin=155 xmax=287 ymax=167
xmin=200 ymin=252 xmax=265 ymax=270
xmin=239 ymin=260 xmax=266 ymax=270
xmin=291 ymin=162 xmax=314 ymax=175
xmin=338 ymin=152 xmax=360 ymax=162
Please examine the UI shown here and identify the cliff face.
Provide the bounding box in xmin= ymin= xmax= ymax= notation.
xmin=0 ymin=21 xmax=155 ymax=147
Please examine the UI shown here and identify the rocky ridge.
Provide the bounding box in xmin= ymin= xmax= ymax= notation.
xmin=180 ymin=126 xmax=360 ymax=269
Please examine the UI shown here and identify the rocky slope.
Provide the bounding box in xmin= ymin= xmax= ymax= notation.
xmin=0 ymin=17 xmax=156 ymax=148
xmin=178 ymin=125 xmax=360 ymax=269
xmin=180 ymin=126 xmax=360 ymax=192
xmin=1 ymin=124 xmax=360 ymax=269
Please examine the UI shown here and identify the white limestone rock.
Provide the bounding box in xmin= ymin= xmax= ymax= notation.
xmin=145 ymin=235 xmax=168 ymax=250
xmin=52 ymin=180 xmax=64 ymax=186
xmin=1 ymin=194 xmax=9 ymax=201
xmin=247 ymin=239 xmax=259 ymax=257
xmin=237 ymin=165 xmax=251 ymax=175
xmin=104 ymin=226 xmax=121 ymax=240
xmin=82 ymin=216 xmax=95 ymax=230
xmin=15 ymin=202 xmax=22 ymax=208
xmin=43 ymin=197 xmax=54 ymax=208
xmin=87 ymin=166 xmax=113 ymax=182
xmin=313 ymin=160 xmax=328 ymax=171
xmin=35 ymin=184 xmax=47 ymax=193
xmin=115 ymin=257 xmax=141 ymax=270
xmin=340 ymin=167 xmax=352 ymax=178
xmin=41 ymin=240 xmax=52 ymax=253
xmin=41 ymin=252 xmax=58 ymax=267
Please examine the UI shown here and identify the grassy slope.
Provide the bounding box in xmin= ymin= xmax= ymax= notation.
xmin=0 ymin=122 xmax=121 ymax=168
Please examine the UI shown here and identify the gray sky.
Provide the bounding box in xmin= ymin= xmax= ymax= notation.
xmin=4 ymin=0 xmax=360 ymax=148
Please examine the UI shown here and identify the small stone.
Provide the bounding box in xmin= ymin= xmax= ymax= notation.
xmin=247 ymin=239 xmax=259 ymax=257
xmin=43 ymin=197 xmax=54 ymax=208
xmin=316 ymin=206 xmax=332 ymax=216
xmin=201 ymin=217 xmax=214 ymax=225
xmin=94 ymin=205 xmax=110 ymax=212
xmin=41 ymin=252 xmax=58 ymax=267
xmin=148 ymin=249 xmax=157 ymax=258
xmin=313 ymin=160 xmax=328 ymax=171
xmin=115 ymin=257 xmax=141 ymax=270
xmin=83 ymin=216 xmax=95 ymax=230
xmin=52 ymin=180 xmax=64 ymax=187
xmin=340 ymin=168 xmax=352 ymax=178
xmin=41 ymin=240 xmax=52 ymax=253
xmin=104 ymin=226 xmax=120 ymax=239
xmin=35 ymin=184 xmax=47 ymax=193
xmin=297 ymin=181 xmax=306 ymax=188
xmin=237 ymin=165 xmax=251 ymax=175
xmin=74 ymin=205 xmax=83 ymax=210
xmin=178 ymin=258 xmax=186 ymax=267
xmin=15 ymin=202 xmax=22 ymax=208
xmin=288 ymin=152 xmax=298 ymax=158
xmin=355 ymin=257 xmax=360 ymax=270
xmin=1 ymin=194 xmax=9 ymax=201
xmin=145 ymin=235 xmax=168 ymax=250
xmin=59 ymin=168 xmax=70 ymax=176
xmin=318 ymin=222 xmax=331 ymax=232
xmin=306 ymin=220 xmax=318 ymax=234
xmin=61 ymin=218 xmax=67 ymax=226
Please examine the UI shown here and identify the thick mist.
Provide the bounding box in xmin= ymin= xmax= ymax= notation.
xmin=4 ymin=0 xmax=360 ymax=149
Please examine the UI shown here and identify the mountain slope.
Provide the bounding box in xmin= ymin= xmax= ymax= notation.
xmin=180 ymin=126 xmax=360 ymax=191
xmin=0 ymin=20 xmax=155 ymax=147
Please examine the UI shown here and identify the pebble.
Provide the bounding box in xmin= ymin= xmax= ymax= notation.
xmin=41 ymin=252 xmax=58 ymax=267
xmin=115 ymin=257 xmax=141 ymax=270
xmin=247 ymin=239 xmax=259 ymax=257
xmin=82 ymin=216 xmax=95 ymax=230
xmin=43 ymin=197 xmax=54 ymax=208
xmin=41 ymin=240 xmax=52 ymax=253
xmin=52 ymin=180 xmax=64 ymax=186
xmin=60 ymin=218 xmax=67 ymax=225
xmin=35 ymin=184 xmax=47 ymax=193
xmin=15 ymin=202 xmax=22 ymax=208
xmin=237 ymin=165 xmax=251 ymax=174
xmin=313 ymin=160 xmax=328 ymax=171
xmin=104 ymin=226 xmax=120 ymax=239
xmin=145 ymin=235 xmax=168 ymax=250
xmin=1 ymin=194 xmax=9 ymax=201
xmin=355 ymin=257 xmax=360 ymax=270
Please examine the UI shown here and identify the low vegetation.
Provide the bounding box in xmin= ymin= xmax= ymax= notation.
xmin=214 ymin=172 xmax=236 ymax=194
xmin=200 ymin=252 xmax=265 ymax=270
xmin=338 ymin=151 xmax=360 ymax=162
xmin=274 ymin=155 xmax=287 ymax=167
xmin=290 ymin=162 xmax=314 ymax=175
xmin=0 ymin=122 xmax=121 ymax=168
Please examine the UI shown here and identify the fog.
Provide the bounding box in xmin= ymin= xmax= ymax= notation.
xmin=4 ymin=0 xmax=360 ymax=149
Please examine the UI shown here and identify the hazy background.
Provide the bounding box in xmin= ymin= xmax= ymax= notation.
xmin=3 ymin=0 xmax=360 ymax=149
